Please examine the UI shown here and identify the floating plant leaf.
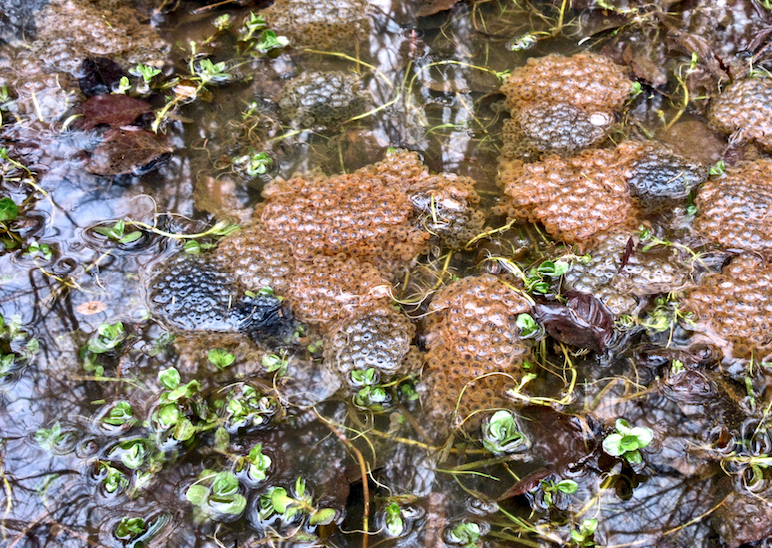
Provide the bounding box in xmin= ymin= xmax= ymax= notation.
xmin=86 ymin=127 xmax=173 ymax=176
xmin=534 ymin=290 xmax=614 ymax=351
xmin=74 ymin=94 xmax=152 ymax=130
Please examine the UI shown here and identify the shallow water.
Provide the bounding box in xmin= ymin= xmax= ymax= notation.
xmin=2 ymin=1 xmax=772 ymax=547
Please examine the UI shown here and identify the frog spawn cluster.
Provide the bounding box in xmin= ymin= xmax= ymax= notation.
xmin=277 ymin=71 xmax=367 ymax=129
xmin=684 ymin=159 xmax=772 ymax=362
xmin=261 ymin=0 xmax=370 ymax=51
xmin=708 ymin=77 xmax=772 ymax=151
xmin=0 ymin=0 xmax=168 ymax=120
xmin=149 ymin=151 xmax=487 ymax=391
xmin=422 ymin=275 xmax=533 ymax=430
xmin=683 ymin=254 xmax=772 ymax=362
xmin=564 ymin=228 xmax=691 ymax=316
xmin=499 ymin=53 xmax=633 ymax=157
xmin=496 ymin=140 xmax=707 ymax=247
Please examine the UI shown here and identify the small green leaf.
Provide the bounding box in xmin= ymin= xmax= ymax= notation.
xmin=625 ymin=449 xmax=643 ymax=464
xmin=709 ymin=160 xmax=725 ymax=176
xmin=581 ymin=518 xmax=598 ymax=536
xmin=104 ymin=401 xmax=134 ymax=426
xmin=186 ymin=484 xmax=209 ymax=506
xmin=115 ymin=516 xmax=145 ymax=539
xmin=254 ymin=30 xmax=290 ymax=52
xmin=516 ymin=313 xmax=539 ymax=338
xmin=385 ymin=502 xmax=404 ymax=536
xmin=34 ymin=422 xmax=65 ymax=451
xmin=309 ymin=508 xmax=336 ymax=526
xmin=208 ymin=348 xmax=235 ymax=370
xmin=214 ymin=427 xmax=230 ymax=451
xmin=556 ymin=479 xmax=578 ymax=494
xmin=120 ymin=440 xmax=147 ymax=469
xmin=173 ymin=418 xmax=196 ymax=441
xmin=270 ymin=487 xmax=292 ymax=513
xmin=211 ymin=471 xmax=239 ymax=498
xmin=158 ymin=367 xmax=180 ymax=390
xmin=0 ymin=197 xmax=18 ymax=221
xmin=602 ymin=433 xmax=624 ymax=457
xmin=295 ymin=476 xmax=306 ymax=497
xmin=119 ymin=231 xmax=142 ymax=244
xmin=218 ymin=494 xmax=247 ymax=515
xmin=157 ymin=403 xmax=180 ymax=429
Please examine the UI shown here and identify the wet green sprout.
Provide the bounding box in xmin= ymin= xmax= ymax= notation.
xmin=262 ymin=351 xmax=289 ymax=374
xmin=570 ymin=518 xmax=598 ymax=547
xmin=540 ymin=478 xmax=578 ymax=508
xmin=448 ymin=521 xmax=482 ymax=547
xmin=354 ymin=385 xmax=390 ymax=411
xmin=0 ymin=197 xmax=18 ymax=221
xmin=260 ymin=477 xmax=336 ymax=526
xmin=233 ymin=150 xmax=272 ymax=177
xmin=196 ymin=58 xmax=232 ymax=85
xmin=34 ymin=421 xmax=68 ymax=451
xmin=670 ymin=359 xmax=685 ymax=375
xmin=602 ymin=419 xmax=654 ymax=465
xmin=87 ymin=322 xmax=126 ymax=354
xmin=103 ymin=401 xmax=135 ymax=427
xmin=239 ymin=443 xmax=271 ymax=481
xmin=131 ymin=63 xmax=162 ymax=84
xmin=213 ymin=14 xmax=232 ymax=32
xmin=208 ymin=348 xmax=235 ymax=370
xmin=115 ymin=516 xmax=146 ymax=540
xmin=384 ymin=502 xmax=404 ymax=536
xmin=115 ymin=76 xmax=131 ymax=94
xmin=99 ymin=462 xmax=129 ymax=493
xmin=516 ymin=313 xmax=542 ymax=339
xmin=186 ymin=470 xmax=247 ymax=517
xmin=225 ymin=385 xmax=274 ymax=427
xmin=24 ymin=240 xmax=52 ymax=261
xmin=94 ymin=220 xmax=142 ymax=244
xmin=482 ymin=410 xmax=528 ymax=455
xmin=709 ymin=160 xmax=725 ymax=176
xmin=253 ymin=31 xmax=290 ymax=53
xmin=240 ymin=12 xmax=268 ymax=41
xmin=113 ymin=439 xmax=149 ymax=470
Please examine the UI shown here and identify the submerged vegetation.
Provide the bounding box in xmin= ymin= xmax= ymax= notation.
xmin=2 ymin=0 xmax=772 ymax=547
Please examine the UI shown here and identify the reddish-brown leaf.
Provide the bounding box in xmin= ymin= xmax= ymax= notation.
xmin=534 ymin=290 xmax=615 ymax=352
xmin=86 ymin=127 xmax=172 ymax=176
xmin=73 ymin=95 xmax=153 ymax=130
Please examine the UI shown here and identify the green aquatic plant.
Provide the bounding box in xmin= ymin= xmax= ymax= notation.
xmin=570 ymin=518 xmax=598 ymax=547
xmin=260 ymin=477 xmax=336 ymax=526
xmin=93 ymin=220 xmax=142 ymax=244
xmin=481 ymin=410 xmax=527 ymax=455
xmin=115 ymin=516 xmax=146 ymax=540
xmin=87 ymin=322 xmax=127 ymax=354
xmin=23 ymin=240 xmax=52 ymax=261
xmin=103 ymin=401 xmax=135 ymax=427
xmin=232 ymin=149 xmax=272 ymax=177
xmin=208 ymin=348 xmax=235 ymax=370
xmin=238 ymin=443 xmax=272 ymax=481
xmin=540 ymin=478 xmax=578 ymax=508
xmin=384 ymin=501 xmax=404 ymax=536
xmin=448 ymin=521 xmax=482 ymax=547
xmin=602 ymin=419 xmax=654 ymax=465
xmin=186 ymin=470 xmax=247 ymax=517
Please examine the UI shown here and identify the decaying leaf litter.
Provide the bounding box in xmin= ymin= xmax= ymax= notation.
xmin=2 ymin=0 xmax=772 ymax=547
